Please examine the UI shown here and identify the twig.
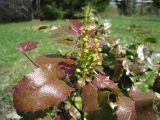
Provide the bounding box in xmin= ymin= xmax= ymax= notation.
xmin=68 ymin=97 xmax=84 ymax=120
xmin=23 ymin=53 xmax=39 ymax=67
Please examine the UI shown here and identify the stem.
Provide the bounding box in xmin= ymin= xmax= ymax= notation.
xmin=23 ymin=53 xmax=39 ymax=67
xmin=68 ymin=97 xmax=84 ymax=120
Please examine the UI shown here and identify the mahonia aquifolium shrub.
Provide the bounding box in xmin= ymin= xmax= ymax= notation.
xmin=13 ymin=6 xmax=160 ymax=120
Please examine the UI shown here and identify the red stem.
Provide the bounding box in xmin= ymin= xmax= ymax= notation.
xmin=23 ymin=53 xmax=39 ymax=67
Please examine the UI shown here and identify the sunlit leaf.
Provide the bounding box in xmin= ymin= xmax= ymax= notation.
xmin=116 ymin=96 xmax=137 ymax=120
xmin=139 ymin=71 xmax=157 ymax=87
xmin=16 ymin=40 xmax=38 ymax=52
xmin=81 ymin=83 xmax=99 ymax=112
xmin=13 ymin=64 xmax=73 ymax=112
xmin=93 ymin=73 xmax=118 ymax=89
xmin=35 ymin=55 xmax=76 ymax=79
xmin=66 ymin=19 xmax=83 ymax=32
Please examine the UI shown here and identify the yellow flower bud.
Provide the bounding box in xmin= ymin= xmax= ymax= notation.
xmin=93 ymin=38 xmax=98 ymax=43
xmin=83 ymin=37 xmax=88 ymax=42
xmin=84 ymin=49 xmax=89 ymax=53
xmin=97 ymin=61 xmax=102 ymax=66
xmin=76 ymin=68 xmax=81 ymax=73
xmin=96 ymin=43 xmax=100 ymax=47
xmin=92 ymin=54 xmax=98 ymax=61
xmin=98 ymin=48 xmax=102 ymax=52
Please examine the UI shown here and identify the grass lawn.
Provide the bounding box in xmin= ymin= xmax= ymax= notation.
xmin=0 ymin=16 xmax=160 ymax=118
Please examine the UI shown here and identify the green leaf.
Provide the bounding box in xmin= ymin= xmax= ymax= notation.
xmin=139 ymin=71 xmax=157 ymax=87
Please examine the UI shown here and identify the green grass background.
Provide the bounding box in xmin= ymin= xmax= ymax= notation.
xmin=0 ymin=16 xmax=160 ymax=115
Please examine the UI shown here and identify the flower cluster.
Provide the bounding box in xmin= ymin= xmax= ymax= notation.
xmin=75 ymin=26 xmax=103 ymax=87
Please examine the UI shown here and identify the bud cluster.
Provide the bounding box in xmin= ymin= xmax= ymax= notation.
xmin=75 ymin=26 xmax=103 ymax=87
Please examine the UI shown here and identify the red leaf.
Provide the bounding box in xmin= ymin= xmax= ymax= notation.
xmin=54 ymin=115 xmax=63 ymax=120
xmin=129 ymin=86 xmax=160 ymax=107
xmin=54 ymin=40 xmax=76 ymax=47
xmin=81 ymin=83 xmax=99 ymax=112
xmin=35 ymin=55 xmax=76 ymax=79
xmin=129 ymin=86 xmax=160 ymax=120
xmin=67 ymin=19 xmax=83 ymax=32
xmin=13 ymin=64 xmax=73 ymax=112
xmin=16 ymin=40 xmax=38 ymax=52
xmin=93 ymin=73 xmax=118 ymax=89
xmin=63 ymin=28 xmax=80 ymax=37
xmin=116 ymin=96 xmax=137 ymax=120
xmin=136 ymin=105 xmax=157 ymax=120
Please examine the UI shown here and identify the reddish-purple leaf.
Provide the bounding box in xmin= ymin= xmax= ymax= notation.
xmin=93 ymin=73 xmax=118 ymax=89
xmin=116 ymin=96 xmax=137 ymax=120
xmin=66 ymin=19 xmax=83 ymax=32
xmin=63 ymin=28 xmax=80 ymax=37
xmin=13 ymin=64 xmax=73 ymax=112
xmin=16 ymin=40 xmax=38 ymax=52
xmin=54 ymin=40 xmax=76 ymax=47
xmin=129 ymin=86 xmax=160 ymax=107
xmin=129 ymin=86 xmax=160 ymax=120
xmin=136 ymin=105 xmax=157 ymax=120
xmin=54 ymin=115 xmax=63 ymax=120
xmin=35 ymin=55 xmax=76 ymax=79
xmin=81 ymin=83 xmax=99 ymax=112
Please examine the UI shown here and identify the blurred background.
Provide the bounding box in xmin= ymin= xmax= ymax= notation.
xmin=0 ymin=0 xmax=159 ymax=22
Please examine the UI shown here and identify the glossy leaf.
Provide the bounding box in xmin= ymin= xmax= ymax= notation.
xmin=35 ymin=55 xmax=76 ymax=79
xmin=81 ymin=83 xmax=99 ymax=112
xmin=17 ymin=40 xmax=38 ymax=52
xmin=67 ymin=19 xmax=83 ymax=32
xmin=93 ymin=73 xmax=118 ymax=89
xmin=129 ymin=86 xmax=160 ymax=119
xmin=13 ymin=64 xmax=73 ymax=112
xmin=116 ymin=96 xmax=137 ymax=120
xmin=129 ymin=86 xmax=160 ymax=107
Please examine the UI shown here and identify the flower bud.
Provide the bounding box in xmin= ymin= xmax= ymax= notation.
xmin=98 ymin=48 xmax=102 ymax=52
xmin=93 ymin=38 xmax=98 ymax=43
xmin=83 ymin=37 xmax=88 ymax=42
xmin=97 ymin=61 xmax=102 ymax=66
xmin=76 ymin=68 xmax=81 ymax=73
